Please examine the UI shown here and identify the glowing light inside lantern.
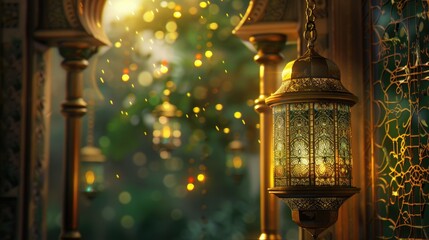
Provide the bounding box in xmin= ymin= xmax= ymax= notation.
xmin=85 ymin=170 xmax=95 ymax=185
xmin=232 ymin=156 xmax=243 ymax=169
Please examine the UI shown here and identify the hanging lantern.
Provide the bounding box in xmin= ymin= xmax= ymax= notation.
xmin=266 ymin=0 xmax=359 ymax=238
xmin=152 ymin=100 xmax=181 ymax=154
xmin=226 ymin=138 xmax=246 ymax=183
xmin=80 ymin=146 xmax=106 ymax=199
xmin=80 ymin=98 xmax=105 ymax=199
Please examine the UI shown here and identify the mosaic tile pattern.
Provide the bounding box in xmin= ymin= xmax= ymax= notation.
xmin=0 ymin=3 xmax=19 ymax=28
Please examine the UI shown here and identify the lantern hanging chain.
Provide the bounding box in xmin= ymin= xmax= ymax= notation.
xmin=304 ymin=0 xmax=317 ymax=49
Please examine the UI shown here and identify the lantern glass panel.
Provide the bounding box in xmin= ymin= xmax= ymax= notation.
xmin=153 ymin=116 xmax=181 ymax=149
xmin=289 ymin=103 xmax=310 ymax=185
xmin=274 ymin=104 xmax=287 ymax=187
xmin=272 ymin=101 xmax=354 ymax=187
xmin=226 ymin=144 xmax=246 ymax=183
xmin=227 ymin=151 xmax=245 ymax=172
xmin=314 ymin=102 xmax=335 ymax=185
xmin=81 ymin=161 xmax=104 ymax=193
xmin=338 ymin=104 xmax=352 ymax=186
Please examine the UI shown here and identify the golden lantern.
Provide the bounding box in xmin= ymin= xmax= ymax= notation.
xmin=80 ymin=146 xmax=106 ymax=199
xmin=152 ymin=100 xmax=181 ymax=154
xmin=226 ymin=138 xmax=246 ymax=183
xmin=265 ymin=0 xmax=359 ymax=238
xmin=80 ymin=99 xmax=105 ymax=199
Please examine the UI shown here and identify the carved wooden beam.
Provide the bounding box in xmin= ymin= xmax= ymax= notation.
xmin=233 ymin=0 xmax=300 ymax=42
xmin=34 ymin=0 xmax=110 ymax=47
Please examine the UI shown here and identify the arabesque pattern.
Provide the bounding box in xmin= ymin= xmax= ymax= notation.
xmin=273 ymin=101 xmax=352 ymax=187
xmin=370 ymin=0 xmax=429 ymax=238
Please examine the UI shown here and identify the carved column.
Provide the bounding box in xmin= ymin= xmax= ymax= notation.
xmin=57 ymin=46 xmax=96 ymax=240
xmin=251 ymin=34 xmax=286 ymax=240
xmin=233 ymin=1 xmax=299 ymax=238
xmin=34 ymin=1 xmax=109 ymax=239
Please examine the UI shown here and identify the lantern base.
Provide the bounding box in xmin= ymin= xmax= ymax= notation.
xmin=269 ymin=186 xmax=360 ymax=199
xmin=82 ymin=190 xmax=99 ymax=200
xmin=269 ymin=186 xmax=359 ymax=239
xmin=292 ymin=209 xmax=337 ymax=239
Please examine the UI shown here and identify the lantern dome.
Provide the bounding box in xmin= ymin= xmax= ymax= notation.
xmin=270 ymin=48 xmax=357 ymax=106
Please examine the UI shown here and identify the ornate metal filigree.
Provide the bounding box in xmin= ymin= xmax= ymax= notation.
xmin=273 ymin=101 xmax=352 ymax=187
xmin=44 ymin=0 xmax=70 ymax=29
xmin=275 ymin=77 xmax=348 ymax=93
xmin=0 ymin=39 xmax=22 ymax=196
xmin=36 ymin=0 xmax=110 ymax=46
xmin=0 ymin=3 xmax=19 ymax=28
xmin=284 ymin=197 xmax=346 ymax=211
xmin=63 ymin=0 xmax=80 ymax=28
xmin=369 ymin=1 xmax=429 ymax=238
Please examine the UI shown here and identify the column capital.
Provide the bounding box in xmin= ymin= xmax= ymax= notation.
xmin=59 ymin=46 xmax=97 ymax=63
xmin=250 ymin=34 xmax=286 ymax=64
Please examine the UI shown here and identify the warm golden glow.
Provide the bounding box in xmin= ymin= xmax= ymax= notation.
xmin=159 ymin=116 xmax=168 ymax=124
xmin=162 ymin=125 xmax=171 ymax=138
xmin=173 ymin=11 xmax=182 ymax=18
xmin=189 ymin=7 xmax=198 ymax=15
xmin=186 ymin=183 xmax=195 ymax=191
xmin=172 ymin=130 xmax=181 ymax=138
xmin=155 ymin=31 xmax=165 ymax=39
xmin=103 ymin=0 xmax=141 ymax=27
xmin=318 ymin=162 xmax=327 ymax=175
xmin=160 ymin=65 xmax=169 ymax=73
xmin=122 ymin=74 xmax=130 ymax=82
xmin=197 ymin=174 xmax=205 ymax=182
xmin=234 ymin=111 xmax=242 ymax=119
xmin=281 ymin=60 xmax=295 ymax=80
xmin=165 ymin=21 xmax=177 ymax=32
xmin=194 ymin=59 xmax=203 ymax=67
xmin=205 ymin=50 xmax=213 ymax=58
xmin=85 ymin=170 xmax=95 ymax=185
xmin=143 ymin=11 xmax=155 ymax=22
xmin=209 ymin=22 xmax=218 ymax=30
xmin=232 ymin=156 xmax=243 ymax=169
xmin=199 ymin=1 xmax=208 ymax=8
